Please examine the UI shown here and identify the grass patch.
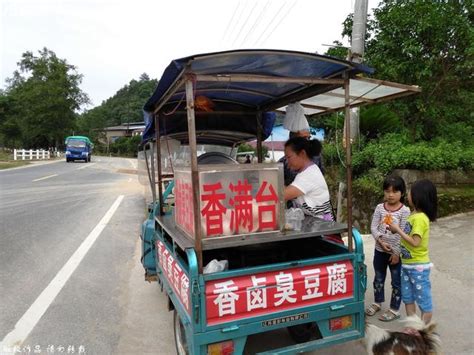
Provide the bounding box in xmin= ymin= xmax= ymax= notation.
xmin=0 ymin=150 xmax=12 ymax=160
xmin=438 ymin=185 xmax=474 ymax=217
xmin=0 ymin=149 xmax=31 ymax=169
xmin=0 ymin=161 xmax=31 ymax=169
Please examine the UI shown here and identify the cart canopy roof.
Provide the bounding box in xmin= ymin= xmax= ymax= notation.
xmin=142 ymin=49 xmax=419 ymax=146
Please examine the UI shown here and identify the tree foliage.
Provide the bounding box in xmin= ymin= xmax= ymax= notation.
xmin=324 ymin=41 xmax=349 ymax=60
xmin=309 ymin=104 xmax=401 ymax=142
xmin=336 ymin=1 xmax=473 ymax=141
xmin=77 ymin=74 xmax=158 ymax=141
xmin=0 ymin=48 xmax=89 ymax=148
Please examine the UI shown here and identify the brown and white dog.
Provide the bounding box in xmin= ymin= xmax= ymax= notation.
xmin=365 ymin=316 xmax=442 ymax=355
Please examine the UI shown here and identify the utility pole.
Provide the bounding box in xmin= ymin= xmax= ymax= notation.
xmin=344 ymin=0 xmax=368 ymax=145
xmin=338 ymin=0 xmax=368 ymax=222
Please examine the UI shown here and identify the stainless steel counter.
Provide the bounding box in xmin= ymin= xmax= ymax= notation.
xmin=156 ymin=214 xmax=348 ymax=251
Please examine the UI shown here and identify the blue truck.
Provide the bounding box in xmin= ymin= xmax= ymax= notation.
xmin=138 ymin=49 xmax=420 ymax=354
xmin=65 ymin=135 xmax=92 ymax=163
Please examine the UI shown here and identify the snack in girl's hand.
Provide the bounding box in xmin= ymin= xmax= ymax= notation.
xmin=382 ymin=213 xmax=393 ymax=225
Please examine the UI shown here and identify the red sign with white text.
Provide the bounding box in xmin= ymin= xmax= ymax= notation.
xmin=174 ymin=165 xmax=282 ymax=239
xmin=200 ymin=179 xmax=279 ymax=237
xmin=205 ymin=260 xmax=353 ymax=326
xmin=174 ymin=178 xmax=195 ymax=237
xmin=156 ymin=240 xmax=190 ymax=314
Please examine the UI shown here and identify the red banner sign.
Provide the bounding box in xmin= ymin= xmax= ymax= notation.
xmin=156 ymin=240 xmax=190 ymax=314
xmin=205 ymin=260 xmax=353 ymax=326
xmin=200 ymin=179 xmax=279 ymax=237
xmin=174 ymin=178 xmax=195 ymax=237
xmin=174 ymin=166 xmax=282 ymax=239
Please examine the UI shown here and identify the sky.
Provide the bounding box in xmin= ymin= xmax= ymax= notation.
xmin=1 ymin=0 xmax=378 ymax=110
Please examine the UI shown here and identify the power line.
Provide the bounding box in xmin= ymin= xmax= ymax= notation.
xmin=252 ymin=1 xmax=287 ymax=47
xmin=226 ymin=0 xmax=249 ymax=46
xmin=258 ymin=0 xmax=298 ymax=47
xmin=221 ymin=1 xmax=242 ymax=44
xmin=239 ymin=0 xmax=271 ymax=48
xmin=232 ymin=1 xmax=259 ymax=47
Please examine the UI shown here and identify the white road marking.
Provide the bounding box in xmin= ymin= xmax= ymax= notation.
xmin=32 ymin=174 xmax=58 ymax=182
xmin=77 ymin=163 xmax=96 ymax=170
xmin=0 ymin=195 xmax=124 ymax=350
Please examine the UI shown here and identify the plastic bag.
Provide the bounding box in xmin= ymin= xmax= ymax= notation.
xmin=283 ymin=102 xmax=309 ymax=132
xmin=203 ymin=259 xmax=229 ymax=274
xmin=285 ymin=208 xmax=305 ymax=231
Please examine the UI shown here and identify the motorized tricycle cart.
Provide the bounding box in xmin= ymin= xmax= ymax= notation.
xmin=138 ymin=49 xmax=419 ymax=354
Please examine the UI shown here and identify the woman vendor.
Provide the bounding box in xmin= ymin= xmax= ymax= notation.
xmin=283 ymin=136 xmax=334 ymax=221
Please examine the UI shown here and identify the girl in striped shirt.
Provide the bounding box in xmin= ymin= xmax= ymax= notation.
xmin=365 ymin=175 xmax=410 ymax=321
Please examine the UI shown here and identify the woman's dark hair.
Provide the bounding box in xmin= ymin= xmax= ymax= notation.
xmin=383 ymin=174 xmax=407 ymax=204
xmin=410 ymin=179 xmax=438 ymax=222
xmin=285 ymin=137 xmax=322 ymax=158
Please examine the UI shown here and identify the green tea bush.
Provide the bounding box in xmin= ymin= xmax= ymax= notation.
xmin=346 ymin=133 xmax=474 ymax=176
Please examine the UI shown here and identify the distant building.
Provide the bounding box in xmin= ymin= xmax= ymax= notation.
xmin=99 ymin=122 xmax=146 ymax=144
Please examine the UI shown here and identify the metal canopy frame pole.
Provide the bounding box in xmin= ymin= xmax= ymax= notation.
xmin=149 ymin=122 xmax=157 ymax=205
xmin=185 ymin=74 xmax=203 ymax=273
xmin=344 ymin=73 xmax=353 ymax=252
xmin=194 ymin=74 xmax=344 ymax=85
xmin=256 ymin=111 xmax=263 ymax=163
xmin=155 ymin=114 xmax=164 ymax=216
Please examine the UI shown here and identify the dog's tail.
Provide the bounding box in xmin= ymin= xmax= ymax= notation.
xmin=402 ymin=316 xmax=442 ymax=354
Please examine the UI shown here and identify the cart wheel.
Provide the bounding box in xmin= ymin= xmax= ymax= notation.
xmin=174 ymin=310 xmax=189 ymax=355
xmin=287 ymin=322 xmax=321 ymax=343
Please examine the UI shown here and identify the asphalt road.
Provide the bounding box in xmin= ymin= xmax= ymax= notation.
xmin=1 ymin=158 xmax=473 ymax=354
xmin=0 ymin=157 xmax=145 ymax=355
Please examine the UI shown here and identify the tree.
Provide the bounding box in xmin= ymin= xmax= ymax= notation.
xmin=77 ymin=73 xmax=158 ymax=140
xmin=1 ymin=48 xmax=89 ymax=148
xmin=325 ymin=41 xmax=349 ymax=60
xmin=336 ymin=1 xmax=473 ymax=141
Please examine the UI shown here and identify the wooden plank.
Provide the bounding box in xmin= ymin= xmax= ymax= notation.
xmin=156 ymin=214 xmax=348 ymax=251
xmin=323 ymin=91 xmax=375 ymax=103
xmin=299 ymin=102 xmax=332 ymax=111
xmin=153 ymin=76 xmax=185 ymax=114
xmin=195 ymin=74 xmax=345 ymax=85
xmin=355 ymin=76 xmax=421 ymax=92
xmin=168 ymin=87 xmax=276 ymax=99
xmin=155 ymin=114 xmax=164 ymax=215
xmin=185 ymin=75 xmax=203 ymax=273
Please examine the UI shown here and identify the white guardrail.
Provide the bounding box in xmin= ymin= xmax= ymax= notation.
xmin=13 ymin=149 xmax=60 ymax=160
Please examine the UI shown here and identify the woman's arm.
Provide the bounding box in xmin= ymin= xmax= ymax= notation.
xmin=389 ymin=223 xmax=421 ymax=247
xmin=284 ymin=185 xmax=303 ymax=201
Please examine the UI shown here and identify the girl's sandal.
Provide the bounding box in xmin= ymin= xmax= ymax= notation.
xmin=379 ymin=309 xmax=400 ymax=322
xmin=365 ymin=303 xmax=381 ymax=316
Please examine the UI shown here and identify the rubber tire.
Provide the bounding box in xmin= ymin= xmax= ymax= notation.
xmin=66 ymin=158 xmax=70 ymax=163
xmin=174 ymin=310 xmax=189 ymax=355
